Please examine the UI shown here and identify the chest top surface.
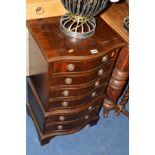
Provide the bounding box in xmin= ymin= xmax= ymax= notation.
xmin=27 ymin=16 xmax=125 ymax=62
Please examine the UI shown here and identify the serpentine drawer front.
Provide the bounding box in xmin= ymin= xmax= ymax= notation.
xmin=52 ymin=50 xmax=117 ymax=73
xmin=26 ymin=16 xmax=125 ymax=145
xmin=50 ymin=64 xmax=112 ymax=86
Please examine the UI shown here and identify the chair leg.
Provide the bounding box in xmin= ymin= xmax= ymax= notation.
xmin=114 ymin=86 xmax=129 ymax=117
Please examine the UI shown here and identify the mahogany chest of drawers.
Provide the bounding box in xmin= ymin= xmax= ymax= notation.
xmin=26 ymin=16 xmax=125 ymax=145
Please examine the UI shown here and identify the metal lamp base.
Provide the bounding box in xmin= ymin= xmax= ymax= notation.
xmin=60 ymin=13 xmax=96 ymax=39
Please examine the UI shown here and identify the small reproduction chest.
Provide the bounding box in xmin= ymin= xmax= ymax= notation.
xmin=27 ymin=16 xmax=125 ymax=145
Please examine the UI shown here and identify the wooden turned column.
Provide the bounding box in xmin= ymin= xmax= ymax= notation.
xmin=103 ymin=46 xmax=129 ymax=118
xmin=114 ymin=86 xmax=129 ymax=117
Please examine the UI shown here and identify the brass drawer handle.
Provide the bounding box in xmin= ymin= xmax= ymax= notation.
xmin=67 ymin=64 xmax=75 ymax=71
xmin=102 ymin=55 xmax=108 ymax=62
xmin=62 ymin=90 xmax=70 ymax=97
xmin=65 ymin=78 xmax=72 ymax=85
xmin=95 ymin=81 xmax=100 ymax=87
xmin=88 ymin=106 xmax=93 ymax=110
xmin=85 ymin=115 xmax=89 ymax=119
xmin=59 ymin=116 xmax=66 ymax=121
xmin=91 ymin=92 xmax=96 ymax=97
xmin=98 ymin=69 xmax=104 ymax=76
xmin=57 ymin=125 xmax=63 ymax=130
xmin=61 ymin=101 xmax=69 ymax=107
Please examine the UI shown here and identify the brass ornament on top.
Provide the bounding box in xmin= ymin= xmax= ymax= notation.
xmin=60 ymin=0 xmax=120 ymax=39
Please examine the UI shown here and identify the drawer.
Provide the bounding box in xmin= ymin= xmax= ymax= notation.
xmin=50 ymin=61 xmax=113 ymax=86
xmin=50 ymin=80 xmax=107 ymax=99
xmin=45 ymin=107 xmax=100 ymax=132
xmin=46 ymin=97 xmax=102 ymax=124
xmin=49 ymin=90 xmax=105 ymax=111
xmin=51 ymin=50 xmax=117 ymax=74
xmin=50 ymin=74 xmax=109 ymax=98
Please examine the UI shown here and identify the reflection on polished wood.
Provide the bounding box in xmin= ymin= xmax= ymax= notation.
xmin=101 ymin=1 xmax=129 ymax=118
xmin=27 ymin=16 xmax=125 ymax=144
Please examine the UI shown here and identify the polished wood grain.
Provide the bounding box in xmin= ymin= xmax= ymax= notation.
xmin=27 ymin=77 xmax=103 ymax=144
xmin=101 ymin=1 xmax=129 ymax=42
xmin=27 ymin=16 xmax=126 ymax=144
xmin=103 ymin=46 xmax=129 ymax=117
xmin=51 ymin=50 xmax=117 ymax=73
xmin=101 ymin=1 xmax=129 ymax=118
xmin=114 ymin=86 xmax=129 ymax=117
xmin=46 ymin=107 xmax=100 ymax=132
xmin=50 ymin=71 xmax=111 ymax=87
xmin=27 ymin=103 xmax=99 ymax=145
xmin=50 ymin=82 xmax=107 ymax=98
xmin=49 ymin=92 xmax=106 ymax=111
xmin=27 ymin=16 xmax=125 ymax=62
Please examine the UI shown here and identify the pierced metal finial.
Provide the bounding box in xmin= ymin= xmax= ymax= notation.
xmin=60 ymin=0 xmax=110 ymax=39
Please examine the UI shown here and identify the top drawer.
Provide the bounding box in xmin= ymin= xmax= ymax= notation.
xmin=51 ymin=50 xmax=118 ymax=74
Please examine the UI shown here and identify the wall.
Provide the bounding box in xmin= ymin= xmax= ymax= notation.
xmin=26 ymin=0 xmax=67 ymax=76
